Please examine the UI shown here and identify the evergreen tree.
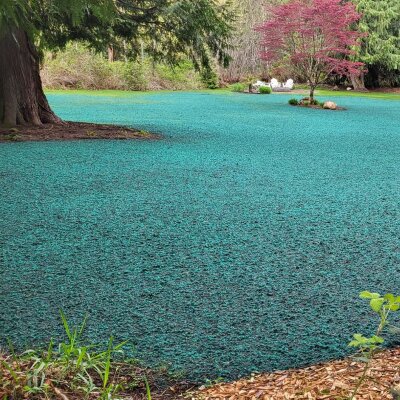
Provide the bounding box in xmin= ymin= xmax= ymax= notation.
xmin=0 ymin=0 xmax=233 ymax=126
xmin=352 ymin=0 xmax=400 ymax=88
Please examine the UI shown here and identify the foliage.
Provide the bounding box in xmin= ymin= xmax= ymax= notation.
xmin=352 ymin=0 xmax=400 ymax=87
xmin=258 ymin=0 xmax=365 ymax=99
xmin=0 ymin=311 xmax=181 ymax=399
xmin=288 ymin=98 xmax=299 ymax=106
xmin=0 ymin=0 xmax=29 ymax=36
xmin=348 ymin=291 xmax=400 ymax=399
xmin=222 ymin=0 xmax=289 ymax=83
xmin=259 ymin=86 xmax=272 ymax=94
xmin=1 ymin=0 xmax=234 ymax=74
xmin=231 ymin=83 xmax=246 ymax=92
xmin=222 ymin=0 xmax=267 ymax=82
xmin=200 ymin=67 xmax=219 ymax=89
xmin=41 ymin=43 xmax=205 ymax=91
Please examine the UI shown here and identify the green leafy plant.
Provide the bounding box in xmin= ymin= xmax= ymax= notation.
xmin=144 ymin=376 xmax=152 ymax=400
xmin=231 ymin=83 xmax=246 ymax=92
xmin=204 ymin=376 xmax=225 ymax=387
xmin=348 ymin=291 xmax=400 ymax=399
xmin=0 ymin=311 xmax=163 ymax=399
xmin=259 ymin=86 xmax=272 ymax=94
xmin=41 ymin=43 xmax=207 ymax=91
xmin=288 ymin=98 xmax=299 ymax=105
xmin=200 ymin=66 xmax=219 ymax=89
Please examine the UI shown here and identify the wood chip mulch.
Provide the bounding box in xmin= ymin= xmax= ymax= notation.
xmin=196 ymin=348 xmax=400 ymax=400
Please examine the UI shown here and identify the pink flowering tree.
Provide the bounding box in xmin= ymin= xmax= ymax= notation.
xmin=258 ymin=0 xmax=365 ymax=101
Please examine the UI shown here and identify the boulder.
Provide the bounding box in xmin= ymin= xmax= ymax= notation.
xmin=323 ymin=101 xmax=337 ymax=110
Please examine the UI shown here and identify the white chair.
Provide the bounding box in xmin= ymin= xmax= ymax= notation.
xmin=284 ymin=79 xmax=294 ymax=89
xmin=270 ymin=78 xmax=280 ymax=89
xmin=253 ymin=80 xmax=269 ymax=90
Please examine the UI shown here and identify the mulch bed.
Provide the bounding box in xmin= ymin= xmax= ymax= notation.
xmin=196 ymin=348 xmax=400 ymax=400
xmin=0 ymin=121 xmax=161 ymax=142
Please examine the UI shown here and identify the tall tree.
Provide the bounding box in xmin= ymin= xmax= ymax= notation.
xmin=258 ymin=0 xmax=365 ymax=100
xmin=351 ymin=0 xmax=400 ymax=89
xmin=222 ymin=0 xmax=286 ymax=83
xmin=0 ymin=0 xmax=233 ymax=126
xmin=222 ymin=0 xmax=266 ymax=82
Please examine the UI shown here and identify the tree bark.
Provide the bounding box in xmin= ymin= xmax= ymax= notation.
xmin=108 ymin=46 xmax=115 ymax=62
xmin=0 ymin=28 xmax=62 ymax=127
xmin=350 ymin=72 xmax=367 ymax=91
xmin=309 ymin=85 xmax=316 ymax=102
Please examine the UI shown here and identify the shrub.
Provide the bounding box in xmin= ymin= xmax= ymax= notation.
xmin=120 ymin=61 xmax=147 ymax=90
xmin=309 ymin=98 xmax=320 ymax=106
xmin=288 ymin=98 xmax=299 ymax=106
xmin=154 ymin=60 xmax=204 ymax=90
xmin=231 ymin=83 xmax=246 ymax=92
xmin=200 ymin=67 xmax=219 ymax=89
xmin=41 ymin=42 xmax=206 ymax=91
xmin=259 ymin=86 xmax=272 ymax=94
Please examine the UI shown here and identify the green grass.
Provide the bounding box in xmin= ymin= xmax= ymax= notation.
xmin=0 ymin=312 xmax=184 ymax=400
xmin=315 ymin=89 xmax=400 ymax=100
xmin=45 ymin=87 xmax=400 ymax=101
xmin=288 ymin=84 xmax=400 ymax=100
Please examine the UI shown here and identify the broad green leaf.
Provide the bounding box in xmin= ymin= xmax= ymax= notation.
xmin=370 ymin=335 xmax=384 ymax=344
xmin=384 ymin=293 xmax=395 ymax=303
xmin=348 ymin=340 xmax=360 ymax=347
xmin=370 ymin=298 xmax=385 ymax=312
xmin=360 ymin=291 xmax=380 ymax=299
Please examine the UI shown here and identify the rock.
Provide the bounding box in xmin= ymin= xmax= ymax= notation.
xmin=323 ymin=101 xmax=337 ymax=110
xmin=346 ymin=87 xmax=353 ymax=91
xmin=333 ymin=85 xmax=339 ymax=91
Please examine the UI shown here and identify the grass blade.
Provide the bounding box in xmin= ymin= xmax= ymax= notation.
xmin=144 ymin=376 xmax=152 ymax=400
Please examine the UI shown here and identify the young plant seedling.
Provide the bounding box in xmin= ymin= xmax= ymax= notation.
xmin=348 ymin=291 xmax=400 ymax=399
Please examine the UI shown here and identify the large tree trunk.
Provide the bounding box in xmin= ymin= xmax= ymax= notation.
xmin=350 ymin=72 xmax=367 ymax=91
xmin=0 ymin=28 xmax=62 ymax=127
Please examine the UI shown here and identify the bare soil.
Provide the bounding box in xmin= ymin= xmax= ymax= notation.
xmin=0 ymin=121 xmax=161 ymax=142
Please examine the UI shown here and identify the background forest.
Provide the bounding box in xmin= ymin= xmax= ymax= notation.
xmin=40 ymin=0 xmax=399 ymax=91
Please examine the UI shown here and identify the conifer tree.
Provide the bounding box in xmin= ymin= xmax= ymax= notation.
xmin=0 ymin=0 xmax=233 ymax=126
xmin=351 ymin=0 xmax=400 ymax=88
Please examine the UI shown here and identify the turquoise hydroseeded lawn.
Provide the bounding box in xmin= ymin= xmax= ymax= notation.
xmin=1 ymin=90 xmax=400 ymax=382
